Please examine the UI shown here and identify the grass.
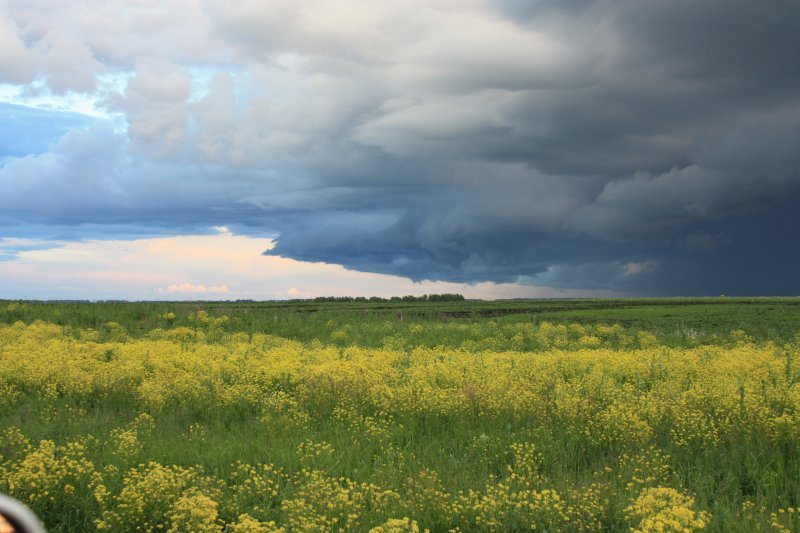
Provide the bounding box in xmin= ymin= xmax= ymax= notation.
xmin=3 ymin=297 xmax=800 ymax=346
xmin=1 ymin=297 xmax=799 ymax=531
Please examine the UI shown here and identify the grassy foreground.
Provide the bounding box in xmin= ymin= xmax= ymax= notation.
xmin=1 ymin=298 xmax=799 ymax=531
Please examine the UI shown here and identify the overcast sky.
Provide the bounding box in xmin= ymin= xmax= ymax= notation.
xmin=1 ymin=0 xmax=799 ymax=299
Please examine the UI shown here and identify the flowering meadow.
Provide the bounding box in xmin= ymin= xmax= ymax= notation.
xmin=1 ymin=299 xmax=799 ymax=531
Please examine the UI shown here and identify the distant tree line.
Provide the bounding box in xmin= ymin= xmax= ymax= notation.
xmin=309 ymin=294 xmax=465 ymax=303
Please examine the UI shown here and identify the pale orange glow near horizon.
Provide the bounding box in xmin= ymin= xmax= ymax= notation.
xmin=0 ymin=229 xmax=619 ymax=301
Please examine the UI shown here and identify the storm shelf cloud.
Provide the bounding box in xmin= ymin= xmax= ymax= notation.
xmin=1 ymin=0 xmax=799 ymax=297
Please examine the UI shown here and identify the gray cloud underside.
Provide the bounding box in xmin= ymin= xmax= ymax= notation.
xmin=1 ymin=0 xmax=799 ymax=294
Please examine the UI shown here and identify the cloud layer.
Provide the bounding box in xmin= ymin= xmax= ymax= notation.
xmin=1 ymin=0 xmax=799 ymax=295
xmin=0 ymin=232 xmax=611 ymax=300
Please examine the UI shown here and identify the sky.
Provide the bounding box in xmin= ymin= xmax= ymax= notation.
xmin=1 ymin=0 xmax=799 ymax=300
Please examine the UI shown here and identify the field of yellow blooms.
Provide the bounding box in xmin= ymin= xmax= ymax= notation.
xmin=1 ymin=302 xmax=800 ymax=531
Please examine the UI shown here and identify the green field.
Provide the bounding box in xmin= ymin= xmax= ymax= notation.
xmin=3 ymin=296 xmax=799 ymax=347
xmin=1 ymin=298 xmax=799 ymax=531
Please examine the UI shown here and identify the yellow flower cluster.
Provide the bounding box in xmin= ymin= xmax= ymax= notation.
xmin=2 ymin=318 xmax=799 ymax=530
xmin=625 ymin=487 xmax=709 ymax=532
xmin=1 ymin=439 xmax=100 ymax=504
xmin=227 ymin=514 xmax=285 ymax=533
xmin=96 ymin=461 xmax=222 ymax=530
xmin=281 ymin=468 xmax=402 ymax=531
xmin=368 ymin=517 xmax=425 ymax=533
xmin=166 ymin=489 xmax=224 ymax=533
xmin=770 ymin=507 xmax=799 ymax=533
xmin=226 ymin=462 xmax=286 ymax=520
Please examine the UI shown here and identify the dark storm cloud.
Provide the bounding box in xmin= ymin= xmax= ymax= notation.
xmin=265 ymin=0 xmax=800 ymax=294
xmin=1 ymin=0 xmax=799 ymax=294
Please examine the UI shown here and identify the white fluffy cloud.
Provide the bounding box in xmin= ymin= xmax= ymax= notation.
xmin=158 ymin=282 xmax=229 ymax=294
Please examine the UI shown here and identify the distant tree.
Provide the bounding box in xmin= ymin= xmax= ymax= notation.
xmin=307 ymin=293 xmax=464 ymax=303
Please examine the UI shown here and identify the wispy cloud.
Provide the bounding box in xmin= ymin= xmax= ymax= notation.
xmin=157 ymin=282 xmax=230 ymax=294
